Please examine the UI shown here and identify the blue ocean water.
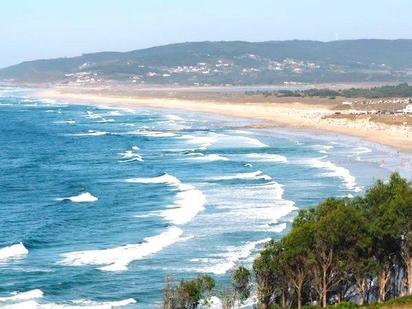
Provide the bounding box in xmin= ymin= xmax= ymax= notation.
xmin=0 ymin=87 xmax=411 ymax=308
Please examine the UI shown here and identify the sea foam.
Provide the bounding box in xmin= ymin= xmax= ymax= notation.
xmin=189 ymin=154 xmax=229 ymax=162
xmin=0 ymin=289 xmax=43 ymax=302
xmin=180 ymin=133 xmax=268 ymax=149
xmin=0 ymin=243 xmax=29 ymax=262
xmin=123 ymin=130 xmax=176 ymax=137
xmin=208 ymin=170 xmax=272 ymax=181
xmin=60 ymin=226 xmax=183 ymax=272
xmin=59 ymin=192 xmax=98 ymax=203
xmin=0 ymin=289 xmax=135 ymax=308
xmin=304 ymin=156 xmax=362 ymax=192
xmin=84 ymin=111 xmax=114 ymax=122
xmin=244 ymin=153 xmax=288 ymax=163
xmin=119 ymin=146 xmax=143 ymax=162
xmin=72 ymin=130 xmax=107 ymax=137
xmin=192 ymin=238 xmax=271 ymax=275
xmin=126 ymin=174 xmax=206 ymax=225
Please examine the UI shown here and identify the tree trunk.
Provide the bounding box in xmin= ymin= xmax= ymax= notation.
xmin=378 ymin=270 xmax=391 ymax=302
xmin=406 ymin=259 xmax=412 ymax=295
xmin=356 ymin=275 xmax=366 ymax=306
xmin=297 ymin=288 xmax=302 ymax=309
xmin=322 ymin=267 xmax=327 ymax=307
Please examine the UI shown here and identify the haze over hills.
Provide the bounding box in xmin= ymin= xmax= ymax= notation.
xmin=1 ymin=39 xmax=412 ymax=85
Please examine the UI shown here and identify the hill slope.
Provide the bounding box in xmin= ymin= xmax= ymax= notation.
xmin=1 ymin=40 xmax=412 ymax=85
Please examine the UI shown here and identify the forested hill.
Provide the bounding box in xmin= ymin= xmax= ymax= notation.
xmin=1 ymin=39 xmax=412 ymax=85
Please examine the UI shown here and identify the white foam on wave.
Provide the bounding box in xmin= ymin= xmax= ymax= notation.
xmin=104 ymin=110 xmax=123 ymax=117
xmin=0 ymin=243 xmax=29 ymax=262
xmin=303 ymin=156 xmax=362 ymax=192
xmin=39 ymin=99 xmax=57 ymax=104
xmin=84 ymin=111 xmax=114 ymax=123
xmin=189 ymin=154 xmax=229 ymax=162
xmin=179 ymin=135 xmax=217 ymax=148
xmin=165 ymin=114 xmax=184 ymax=121
xmin=119 ymin=146 xmax=143 ymax=162
xmin=201 ymin=180 xmax=297 ymax=235
xmin=0 ymin=289 xmax=43 ymax=302
xmin=179 ymin=132 xmax=268 ymax=150
xmin=58 ymin=192 xmax=98 ymax=203
xmin=352 ymin=146 xmax=372 ymax=161
xmin=354 ymin=146 xmax=372 ymax=155
xmin=60 ymin=226 xmax=183 ymax=271
xmin=244 ymin=153 xmax=288 ymax=163
xmin=208 ymin=170 xmax=272 ymax=181
xmin=72 ymin=130 xmax=107 ymax=137
xmin=311 ymin=144 xmax=334 ymax=154
xmin=69 ymin=298 xmax=137 ymax=308
xmin=0 ymin=289 xmax=135 ymax=309
xmin=126 ymin=174 xmax=206 ymax=225
xmin=191 ymin=238 xmax=270 ymax=275
xmin=220 ymin=182 xmax=295 ymax=224
xmin=54 ymin=120 xmax=76 ymax=125
xmin=123 ymin=130 xmax=176 ymax=137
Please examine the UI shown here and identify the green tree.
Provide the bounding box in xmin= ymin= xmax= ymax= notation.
xmin=232 ymin=266 xmax=251 ymax=304
xmin=162 ymin=275 xmax=215 ymax=309
xmin=282 ymin=223 xmax=315 ymax=309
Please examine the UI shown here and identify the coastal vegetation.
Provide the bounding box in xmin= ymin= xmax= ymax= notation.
xmin=163 ymin=172 xmax=412 ymax=308
xmin=245 ymin=83 xmax=412 ymax=99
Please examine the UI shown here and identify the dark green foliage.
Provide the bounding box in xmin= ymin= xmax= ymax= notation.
xmin=253 ymin=172 xmax=412 ymax=308
xmin=232 ymin=266 xmax=251 ymax=303
xmin=248 ymin=83 xmax=412 ymax=98
xmin=163 ymin=275 xmax=215 ymax=309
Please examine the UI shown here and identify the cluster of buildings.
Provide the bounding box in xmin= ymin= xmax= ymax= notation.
xmin=63 ymin=72 xmax=102 ymax=84
xmin=61 ymin=56 xmax=324 ymax=85
xmin=267 ymin=58 xmax=320 ymax=73
xmin=337 ymin=98 xmax=412 ymax=116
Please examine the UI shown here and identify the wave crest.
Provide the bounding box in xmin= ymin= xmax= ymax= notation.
xmin=60 ymin=226 xmax=183 ymax=271
xmin=58 ymin=192 xmax=98 ymax=203
xmin=126 ymin=174 xmax=206 ymax=225
xmin=0 ymin=243 xmax=29 ymax=262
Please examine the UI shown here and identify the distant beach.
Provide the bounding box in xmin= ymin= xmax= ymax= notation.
xmin=36 ymin=86 xmax=412 ymax=153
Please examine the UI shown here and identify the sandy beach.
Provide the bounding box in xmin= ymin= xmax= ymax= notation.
xmin=36 ymin=86 xmax=412 ymax=152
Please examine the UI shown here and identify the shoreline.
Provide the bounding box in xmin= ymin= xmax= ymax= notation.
xmin=35 ymin=87 xmax=412 ymax=153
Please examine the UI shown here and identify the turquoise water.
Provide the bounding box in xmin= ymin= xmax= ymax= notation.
xmin=0 ymin=87 xmax=411 ymax=308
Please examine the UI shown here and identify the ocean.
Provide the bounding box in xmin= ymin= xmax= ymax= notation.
xmin=0 ymin=87 xmax=411 ymax=308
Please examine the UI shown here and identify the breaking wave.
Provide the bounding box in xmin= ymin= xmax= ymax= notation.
xmin=0 ymin=289 xmax=135 ymax=308
xmin=123 ymin=130 xmax=176 ymax=137
xmin=60 ymin=226 xmax=183 ymax=272
xmin=244 ymin=153 xmax=288 ymax=163
xmin=119 ymin=145 xmax=143 ymax=162
xmin=190 ymin=238 xmax=270 ymax=275
xmin=189 ymin=154 xmax=229 ymax=162
xmin=208 ymin=170 xmax=272 ymax=181
xmin=58 ymin=192 xmax=98 ymax=203
xmin=71 ymin=130 xmax=107 ymax=137
xmin=126 ymin=174 xmax=206 ymax=225
xmin=303 ymin=156 xmax=362 ymax=192
xmin=0 ymin=243 xmax=29 ymax=262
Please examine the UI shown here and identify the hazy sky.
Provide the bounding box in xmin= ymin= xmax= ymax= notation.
xmin=1 ymin=0 xmax=411 ymax=68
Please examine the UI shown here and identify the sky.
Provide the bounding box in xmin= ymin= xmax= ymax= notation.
xmin=1 ymin=0 xmax=412 ymax=68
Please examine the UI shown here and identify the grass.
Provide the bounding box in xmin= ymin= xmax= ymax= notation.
xmin=325 ymin=296 xmax=412 ymax=309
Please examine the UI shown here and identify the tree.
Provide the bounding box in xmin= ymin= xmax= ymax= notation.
xmin=232 ymin=266 xmax=251 ymax=304
xmin=254 ymin=241 xmax=289 ymax=309
xmin=282 ymin=223 xmax=315 ymax=309
xmin=162 ymin=275 xmax=215 ymax=309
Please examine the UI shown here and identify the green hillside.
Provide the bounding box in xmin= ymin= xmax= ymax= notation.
xmin=1 ymin=40 xmax=412 ymax=84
